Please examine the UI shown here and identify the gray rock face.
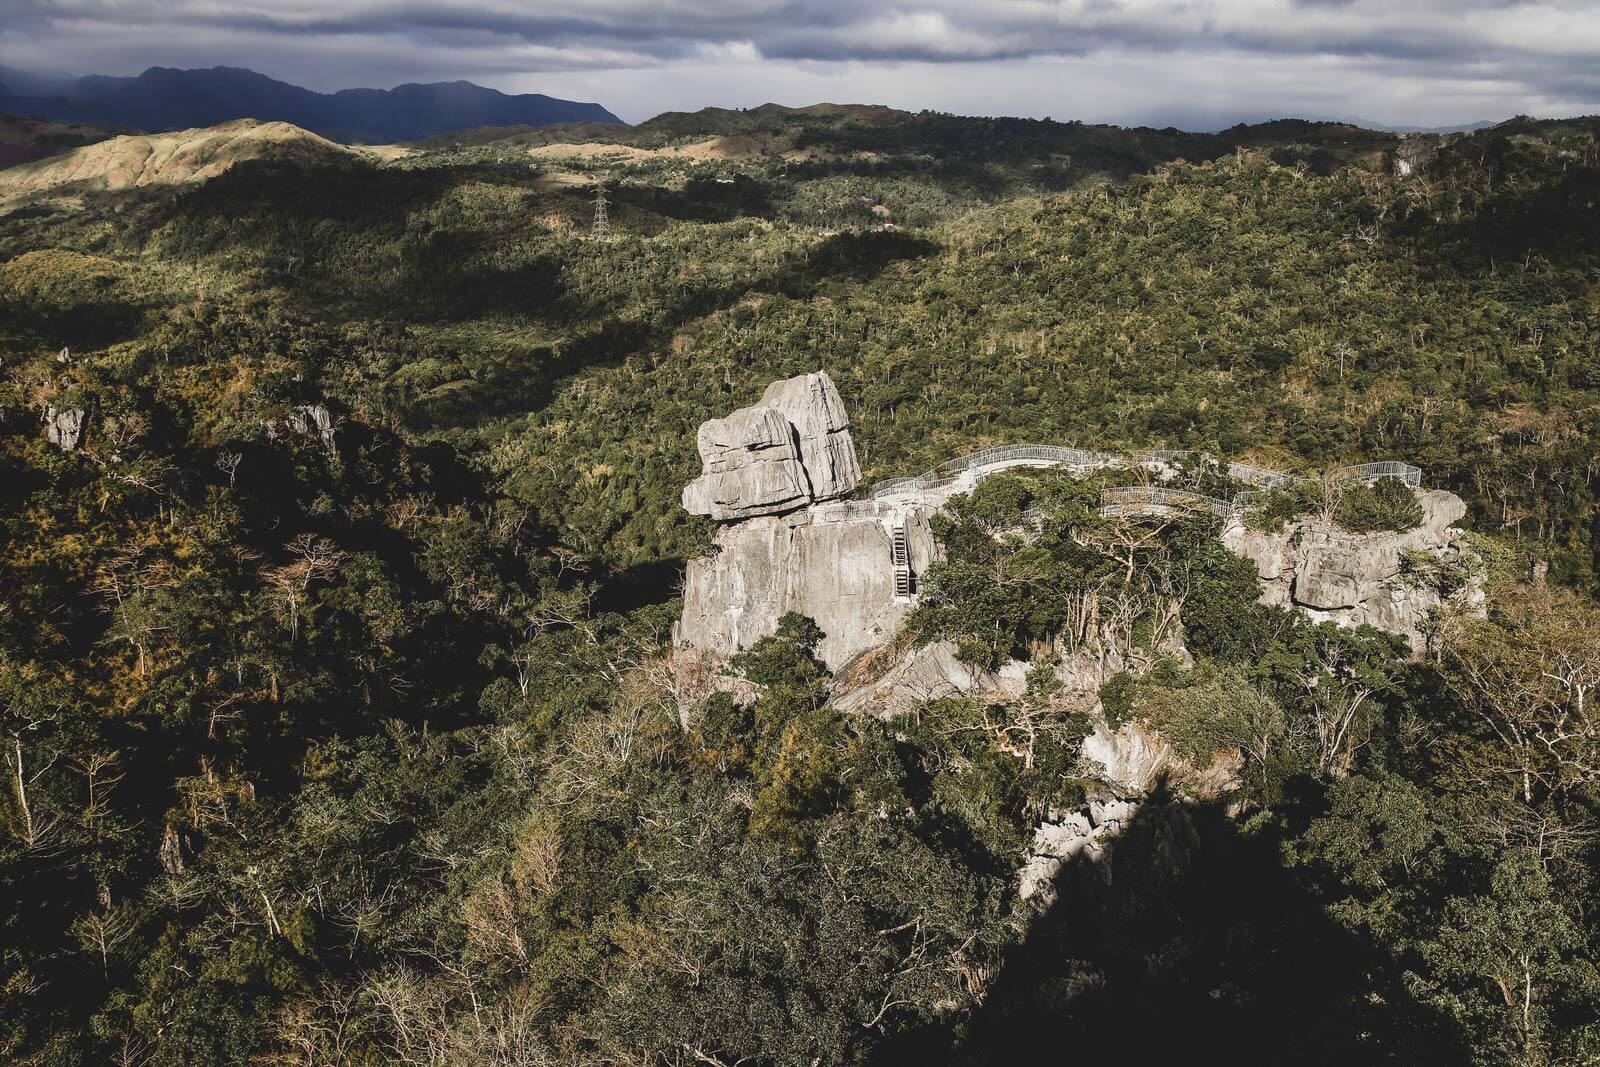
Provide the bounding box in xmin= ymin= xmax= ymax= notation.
xmin=677 ymin=506 xmax=934 ymax=671
xmin=682 ymin=371 xmax=860 ymax=521
xmin=833 ymin=638 xmax=1029 ymax=715
xmin=46 ymin=405 xmax=85 ymax=451
xmin=287 ymin=404 xmax=337 ymax=455
xmin=1295 ymin=543 xmax=1367 ymax=610
xmin=681 ymin=406 xmax=811 ymax=520
xmin=1020 ymin=809 xmax=1108 ymax=902
xmin=1223 ymin=488 xmax=1478 ymax=656
xmin=1019 ymin=798 xmax=1203 ymax=905
xmin=1080 ymin=720 xmax=1242 ymax=798
xmin=758 ymin=372 xmax=861 ymax=501
xmin=1394 ymin=137 xmax=1437 ymax=178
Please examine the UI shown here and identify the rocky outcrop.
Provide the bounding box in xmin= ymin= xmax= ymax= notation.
xmin=682 ymin=371 xmax=860 ymax=521
xmin=45 ymin=405 xmax=85 ymax=451
xmin=678 ymin=506 xmax=935 ymax=671
xmin=1020 ymin=801 xmax=1137 ymax=902
xmin=1020 ymin=799 xmax=1200 ymax=906
xmin=1080 ymin=720 xmax=1243 ymax=798
xmin=681 ymin=406 xmax=811 ymax=520
xmin=1393 ymin=136 xmax=1437 ymax=178
xmin=281 ymin=404 xmax=337 ymax=454
xmin=832 ymin=639 xmax=1030 ymax=715
xmin=758 ymin=372 xmax=861 ymax=501
xmin=677 ymin=372 xmax=911 ymax=669
xmin=1223 ymin=488 xmax=1478 ymax=656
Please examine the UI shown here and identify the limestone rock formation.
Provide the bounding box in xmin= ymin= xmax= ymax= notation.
xmin=832 ymin=639 xmax=1030 ymax=715
xmin=681 ymin=406 xmax=811 ymax=520
xmin=287 ymin=404 xmax=337 ymax=456
xmin=1223 ymin=488 xmax=1478 ymax=656
xmin=45 ymin=405 xmax=85 ymax=451
xmin=1019 ymin=810 xmax=1105 ymax=902
xmin=677 ymin=506 xmax=935 ymax=671
xmin=1393 ymin=136 xmax=1438 ymax=178
xmin=1020 ymin=799 xmax=1199 ymax=905
xmin=682 ymin=371 xmax=860 ymax=521
xmin=1080 ymin=720 xmax=1243 ymax=798
xmin=758 ymin=372 xmax=861 ymax=501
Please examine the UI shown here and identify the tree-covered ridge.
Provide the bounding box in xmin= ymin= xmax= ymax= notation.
xmin=491 ymin=138 xmax=1598 ymax=582
xmin=1 ymin=109 xmax=1599 ymax=1063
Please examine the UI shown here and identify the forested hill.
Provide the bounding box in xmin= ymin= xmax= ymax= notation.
xmin=2 ymin=107 xmax=1600 ymax=1063
xmin=419 ymin=104 xmax=1398 ymax=177
xmin=0 ymin=65 xmax=622 ymax=143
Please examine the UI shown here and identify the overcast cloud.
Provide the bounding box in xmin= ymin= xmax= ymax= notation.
xmin=2 ymin=0 xmax=1598 ymax=128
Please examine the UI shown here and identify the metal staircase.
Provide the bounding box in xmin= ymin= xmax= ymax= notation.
xmin=891 ymin=523 xmax=913 ymax=601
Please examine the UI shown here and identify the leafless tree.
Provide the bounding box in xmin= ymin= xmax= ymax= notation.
xmin=4 ymin=702 xmax=64 ymax=852
xmin=215 ymin=449 xmax=243 ymax=486
xmin=264 ymin=533 xmax=347 ymax=639
xmin=1314 ymin=468 xmax=1357 ymax=525
xmin=1442 ymin=584 xmax=1600 ymax=802
xmin=72 ymin=904 xmax=135 ymax=975
xmin=270 ymin=979 xmax=367 ymax=1067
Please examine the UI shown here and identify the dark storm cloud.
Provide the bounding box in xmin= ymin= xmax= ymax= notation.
xmin=2 ymin=1 xmax=1597 ymax=125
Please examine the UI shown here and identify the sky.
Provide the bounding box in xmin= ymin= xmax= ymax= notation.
xmin=2 ymin=0 xmax=1599 ymax=129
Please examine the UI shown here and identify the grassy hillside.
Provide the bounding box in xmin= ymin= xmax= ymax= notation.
xmin=2 ymin=109 xmax=1599 ymax=1064
xmin=0 ymin=119 xmax=360 ymax=203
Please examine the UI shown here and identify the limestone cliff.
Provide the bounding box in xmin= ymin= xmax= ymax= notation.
xmin=673 ymin=397 xmax=1485 ymax=906
xmin=757 ymin=372 xmax=861 ymax=501
xmin=45 ymin=405 xmax=85 ymax=451
xmin=677 ymin=382 xmax=1477 ymax=682
xmin=1222 ymin=489 xmax=1478 ymax=656
xmin=675 ymin=383 xmax=1479 ymax=796
xmin=679 ymin=504 xmax=935 ymax=671
xmin=677 ymin=372 xmax=927 ymax=670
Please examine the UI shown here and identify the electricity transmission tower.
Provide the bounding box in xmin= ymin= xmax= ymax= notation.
xmin=590 ymin=180 xmax=611 ymax=241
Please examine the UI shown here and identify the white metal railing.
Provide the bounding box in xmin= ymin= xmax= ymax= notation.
xmin=1120 ymin=449 xmax=1215 ymax=469
xmin=1227 ymin=461 xmax=1293 ymax=488
xmin=868 ymin=444 xmax=1112 ymax=499
xmin=1098 ymin=486 xmax=1238 ymax=520
xmin=1338 ymin=461 xmax=1422 ymax=487
xmin=863 ymin=444 xmax=1421 ymax=509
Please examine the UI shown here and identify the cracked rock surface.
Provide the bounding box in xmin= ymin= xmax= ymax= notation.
xmin=682 ymin=371 xmax=860 ymax=521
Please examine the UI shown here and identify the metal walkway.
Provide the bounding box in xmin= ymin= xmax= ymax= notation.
xmin=864 ymin=444 xmax=1423 ymax=521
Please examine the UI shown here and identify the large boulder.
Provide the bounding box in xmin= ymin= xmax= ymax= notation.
xmin=683 ymin=371 xmax=860 ymax=521
xmin=681 ymin=406 xmax=811 ymax=520
xmin=287 ymin=403 xmax=337 ymax=456
xmin=758 ymin=372 xmax=861 ymax=501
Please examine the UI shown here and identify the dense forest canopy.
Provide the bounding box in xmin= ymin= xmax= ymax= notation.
xmin=2 ymin=105 xmax=1599 ymax=1063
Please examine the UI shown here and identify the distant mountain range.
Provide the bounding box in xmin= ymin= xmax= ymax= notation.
xmin=0 ymin=65 xmax=622 ymax=143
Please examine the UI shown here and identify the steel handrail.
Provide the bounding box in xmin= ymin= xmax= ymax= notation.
xmin=864 ymin=444 xmax=1421 ymax=505
xmin=1338 ymin=461 xmax=1422 ymax=487
xmin=1098 ymin=486 xmax=1237 ymax=520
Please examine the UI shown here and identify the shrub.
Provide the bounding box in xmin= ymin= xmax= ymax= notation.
xmin=1336 ymin=477 xmax=1424 ymax=533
